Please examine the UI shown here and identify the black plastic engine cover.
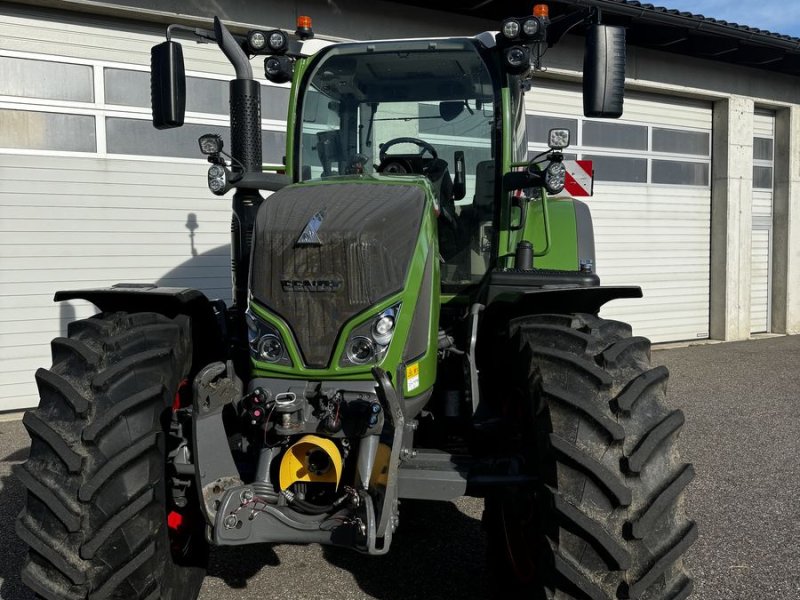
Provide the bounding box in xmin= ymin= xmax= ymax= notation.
xmin=250 ymin=182 xmax=426 ymax=367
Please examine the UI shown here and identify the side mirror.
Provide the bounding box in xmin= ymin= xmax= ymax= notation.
xmin=151 ymin=41 xmax=186 ymax=130
xmin=452 ymin=151 xmax=466 ymax=200
xmin=583 ymin=25 xmax=626 ymax=118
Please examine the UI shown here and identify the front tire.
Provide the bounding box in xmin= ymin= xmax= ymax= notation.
xmin=484 ymin=313 xmax=695 ymax=599
xmin=16 ymin=312 xmax=207 ymax=600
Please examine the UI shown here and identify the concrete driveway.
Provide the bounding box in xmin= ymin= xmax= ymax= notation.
xmin=0 ymin=335 xmax=798 ymax=599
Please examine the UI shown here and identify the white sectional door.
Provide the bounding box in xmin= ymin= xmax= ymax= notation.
xmin=527 ymin=80 xmax=712 ymax=343
xmin=0 ymin=8 xmax=290 ymax=410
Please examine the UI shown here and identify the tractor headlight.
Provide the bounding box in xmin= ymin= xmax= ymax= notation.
xmin=207 ymin=164 xmax=227 ymax=195
xmin=504 ymin=46 xmax=531 ymax=75
xmin=346 ymin=336 xmax=376 ymax=365
xmin=544 ymin=160 xmax=566 ymax=194
xmin=264 ymin=55 xmax=294 ymax=84
xmin=340 ymin=304 xmax=401 ymax=367
xmin=246 ymin=308 xmax=292 ymax=366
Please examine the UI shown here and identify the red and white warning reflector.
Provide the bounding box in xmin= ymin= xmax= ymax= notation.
xmin=563 ymin=160 xmax=594 ymax=197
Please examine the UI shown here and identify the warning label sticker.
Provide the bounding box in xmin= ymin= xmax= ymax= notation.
xmin=406 ymin=362 xmax=420 ymax=391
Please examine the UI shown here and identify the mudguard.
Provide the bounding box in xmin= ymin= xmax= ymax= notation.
xmin=54 ymin=284 xmax=228 ymax=369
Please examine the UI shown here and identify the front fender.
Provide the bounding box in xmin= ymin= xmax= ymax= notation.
xmin=55 ymin=284 xmax=228 ymax=370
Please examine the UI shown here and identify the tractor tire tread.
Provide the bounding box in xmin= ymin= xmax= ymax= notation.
xmin=613 ymin=367 xmax=669 ymax=415
xmin=629 ymin=464 xmax=695 ymax=540
xmin=13 ymin=463 xmax=81 ymax=532
xmin=17 ymin=311 xmax=204 ymax=600
xmin=623 ymin=410 xmax=686 ymax=474
xmin=35 ymin=368 xmax=89 ymax=416
xmin=484 ymin=311 xmax=694 ymax=600
xmin=23 ymin=410 xmax=83 ymax=473
xmin=549 ymin=433 xmax=632 ymax=507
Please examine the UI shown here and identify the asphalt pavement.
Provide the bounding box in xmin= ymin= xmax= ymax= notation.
xmin=0 ymin=335 xmax=798 ymax=599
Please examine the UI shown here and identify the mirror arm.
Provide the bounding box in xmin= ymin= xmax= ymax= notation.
xmin=166 ymin=24 xmax=215 ymax=43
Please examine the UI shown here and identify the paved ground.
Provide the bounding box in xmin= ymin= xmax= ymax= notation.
xmin=0 ymin=335 xmax=798 ymax=599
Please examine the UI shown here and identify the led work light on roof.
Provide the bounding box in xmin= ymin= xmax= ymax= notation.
xmin=246 ymin=29 xmax=288 ymax=54
xmin=247 ymin=30 xmax=267 ymax=52
xmin=522 ymin=18 xmax=540 ymax=37
xmin=502 ymin=19 xmax=521 ymax=39
xmin=268 ymin=30 xmax=289 ymax=53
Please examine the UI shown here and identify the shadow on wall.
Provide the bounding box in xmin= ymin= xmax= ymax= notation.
xmin=57 ymin=212 xmax=232 ymax=336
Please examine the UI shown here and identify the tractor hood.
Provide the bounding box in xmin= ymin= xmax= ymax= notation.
xmin=250 ymin=180 xmax=427 ymax=368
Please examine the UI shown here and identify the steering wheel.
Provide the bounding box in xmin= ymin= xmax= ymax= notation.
xmin=379 ymin=137 xmax=438 ymax=163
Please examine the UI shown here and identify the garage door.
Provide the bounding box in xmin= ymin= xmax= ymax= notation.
xmin=0 ymin=8 xmax=290 ymax=410
xmin=751 ymin=110 xmax=774 ymax=334
xmin=526 ymin=80 xmax=712 ymax=343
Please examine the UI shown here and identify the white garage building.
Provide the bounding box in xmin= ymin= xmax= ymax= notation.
xmin=1 ymin=0 xmax=799 ymax=411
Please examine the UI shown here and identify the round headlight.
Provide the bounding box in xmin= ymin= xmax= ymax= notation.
xmin=248 ymin=31 xmax=267 ymax=51
xmin=264 ymin=55 xmax=294 ymax=84
xmin=522 ymin=18 xmax=540 ymax=37
xmin=257 ymin=334 xmax=284 ymax=362
xmin=372 ymin=314 xmax=395 ymax=345
xmin=207 ymin=165 xmax=227 ymax=194
xmin=268 ymin=30 xmax=288 ymax=52
xmin=347 ymin=336 xmax=375 ymax=365
xmin=502 ymin=20 xmax=520 ymax=39
xmin=545 ymin=161 xmax=566 ymax=194
xmin=504 ymin=46 xmax=530 ymax=73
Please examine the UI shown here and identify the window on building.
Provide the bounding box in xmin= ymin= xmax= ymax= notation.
xmin=106 ymin=117 xmax=285 ymax=162
xmin=0 ymin=109 xmax=96 ymax=151
xmin=583 ymin=154 xmax=647 ymax=183
xmin=652 ymin=128 xmax=710 ymax=156
xmin=651 ymin=160 xmax=710 ymax=186
xmin=105 ymin=68 xmax=290 ymax=121
xmin=753 ymin=166 xmax=773 ymax=189
xmin=583 ymin=121 xmax=648 ymax=150
xmin=753 ymin=137 xmax=773 ymax=161
xmin=0 ymin=56 xmax=93 ymax=102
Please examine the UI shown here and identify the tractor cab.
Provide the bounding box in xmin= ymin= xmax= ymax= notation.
xmin=294 ymin=37 xmax=499 ymax=289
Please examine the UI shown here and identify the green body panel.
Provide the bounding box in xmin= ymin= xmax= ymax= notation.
xmin=248 ymin=174 xmax=440 ymax=398
xmin=525 ymin=198 xmax=580 ymax=270
xmin=283 ymin=56 xmax=311 ymax=179
xmin=498 ymin=86 xmax=515 ymax=269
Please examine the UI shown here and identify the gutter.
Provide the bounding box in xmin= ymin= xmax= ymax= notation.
xmin=559 ymin=0 xmax=800 ymax=53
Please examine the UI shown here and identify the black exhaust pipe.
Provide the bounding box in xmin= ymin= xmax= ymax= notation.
xmin=213 ymin=17 xmax=263 ymax=312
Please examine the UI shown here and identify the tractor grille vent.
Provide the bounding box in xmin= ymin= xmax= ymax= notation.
xmin=250 ymin=182 xmax=425 ymax=367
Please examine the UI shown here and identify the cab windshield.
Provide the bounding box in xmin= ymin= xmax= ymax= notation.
xmin=298 ymin=40 xmax=498 ymax=287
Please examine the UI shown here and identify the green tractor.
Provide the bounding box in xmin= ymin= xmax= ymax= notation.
xmin=17 ymin=6 xmax=695 ymax=600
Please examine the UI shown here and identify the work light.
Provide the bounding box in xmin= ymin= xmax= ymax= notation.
xmin=265 ymin=55 xmax=294 ymax=84
xmin=504 ymin=46 xmax=531 ymax=74
xmin=544 ymin=161 xmax=566 ymax=194
xmin=207 ymin=164 xmax=227 ymax=194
